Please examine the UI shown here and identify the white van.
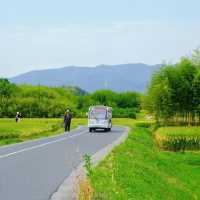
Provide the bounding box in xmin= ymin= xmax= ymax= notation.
xmin=88 ymin=106 xmax=112 ymax=132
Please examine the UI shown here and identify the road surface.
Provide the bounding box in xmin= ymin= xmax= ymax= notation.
xmin=0 ymin=126 xmax=126 ymax=200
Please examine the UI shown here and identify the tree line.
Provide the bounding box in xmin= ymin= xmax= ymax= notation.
xmin=0 ymin=79 xmax=140 ymax=118
xmin=145 ymin=50 xmax=200 ymax=125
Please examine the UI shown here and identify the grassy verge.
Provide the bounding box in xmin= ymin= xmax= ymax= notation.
xmin=155 ymin=126 xmax=200 ymax=151
xmin=0 ymin=118 xmax=87 ymax=147
xmin=86 ymin=121 xmax=200 ymax=200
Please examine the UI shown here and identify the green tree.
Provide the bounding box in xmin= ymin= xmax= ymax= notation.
xmin=147 ymin=68 xmax=173 ymax=124
xmin=176 ymin=58 xmax=197 ymax=123
xmin=91 ymin=90 xmax=117 ymax=107
xmin=0 ymin=79 xmax=17 ymax=117
xmin=192 ymin=70 xmax=200 ymax=122
xmin=191 ymin=48 xmax=200 ymax=66
xmin=116 ymin=92 xmax=140 ymax=109
xmin=146 ymin=58 xmax=198 ymax=125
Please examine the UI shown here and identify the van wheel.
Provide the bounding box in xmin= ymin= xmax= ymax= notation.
xmin=89 ymin=128 xmax=93 ymax=132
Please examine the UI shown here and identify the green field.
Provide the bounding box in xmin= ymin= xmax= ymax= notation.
xmin=155 ymin=127 xmax=200 ymax=151
xmin=87 ymin=122 xmax=200 ymax=200
xmin=0 ymin=118 xmax=87 ymax=146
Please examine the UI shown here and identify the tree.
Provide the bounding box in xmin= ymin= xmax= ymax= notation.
xmin=116 ymin=92 xmax=140 ymax=109
xmin=146 ymin=57 xmax=198 ymax=125
xmin=192 ymin=70 xmax=200 ymax=123
xmin=0 ymin=79 xmax=17 ymax=117
xmin=191 ymin=48 xmax=200 ymax=67
xmin=91 ymin=90 xmax=117 ymax=107
xmin=176 ymin=58 xmax=197 ymax=123
xmin=0 ymin=79 xmax=16 ymax=98
xmin=0 ymin=81 xmax=141 ymax=118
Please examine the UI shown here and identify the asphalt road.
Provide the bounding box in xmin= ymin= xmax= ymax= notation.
xmin=0 ymin=126 xmax=126 ymax=200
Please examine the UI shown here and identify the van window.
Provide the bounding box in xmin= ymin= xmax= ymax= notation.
xmin=90 ymin=108 xmax=107 ymax=119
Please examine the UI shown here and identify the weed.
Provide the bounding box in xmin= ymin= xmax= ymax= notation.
xmin=84 ymin=154 xmax=93 ymax=177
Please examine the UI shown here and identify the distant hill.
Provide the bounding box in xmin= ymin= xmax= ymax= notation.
xmin=10 ymin=63 xmax=160 ymax=92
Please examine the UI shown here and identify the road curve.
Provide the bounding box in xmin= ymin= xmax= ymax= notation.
xmin=0 ymin=126 xmax=126 ymax=200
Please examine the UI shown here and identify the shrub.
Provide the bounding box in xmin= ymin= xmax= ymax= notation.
xmin=135 ymin=121 xmax=153 ymax=128
xmin=112 ymin=108 xmax=136 ymax=119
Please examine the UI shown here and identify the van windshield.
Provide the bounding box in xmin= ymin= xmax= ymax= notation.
xmin=89 ymin=108 xmax=107 ymax=119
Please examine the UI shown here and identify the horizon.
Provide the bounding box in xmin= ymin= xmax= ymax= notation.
xmin=1 ymin=0 xmax=200 ymax=77
xmin=6 ymin=62 xmax=160 ymax=78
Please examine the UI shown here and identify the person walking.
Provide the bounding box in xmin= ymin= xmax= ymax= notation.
xmin=64 ymin=109 xmax=72 ymax=132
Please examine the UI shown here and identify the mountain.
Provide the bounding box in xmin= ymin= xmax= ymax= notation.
xmin=10 ymin=63 xmax=160 ymax=92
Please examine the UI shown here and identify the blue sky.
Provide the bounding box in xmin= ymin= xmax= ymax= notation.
xmin=0 ymin=0 xmax=200 ymax=77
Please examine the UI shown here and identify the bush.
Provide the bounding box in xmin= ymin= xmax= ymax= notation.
xmin=135 ymin=121 xmax=153 ymax=128
xmin=112 ymin=108 xmax=136 ymax=118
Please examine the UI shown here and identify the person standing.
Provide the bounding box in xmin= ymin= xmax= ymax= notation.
xmin=15 ymin=112 xmax=20 ymax=122
xmin=64 ymin=109 xmax=72 ymax=132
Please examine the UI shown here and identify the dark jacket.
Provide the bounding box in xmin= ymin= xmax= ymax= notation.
xmin=64 ymin=113 xmax=72 ymax=124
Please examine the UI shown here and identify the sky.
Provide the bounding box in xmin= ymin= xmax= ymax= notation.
xmin=0 ymin=0 xmax=200 ymax=77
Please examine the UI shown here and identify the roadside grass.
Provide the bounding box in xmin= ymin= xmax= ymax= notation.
xmin=155 ymin=127 xmax=200 ymax=151
xmin=0 ymin=118 xmax=87 ymax=146
xmin=86 ymin=121 xmax=200 ymax=200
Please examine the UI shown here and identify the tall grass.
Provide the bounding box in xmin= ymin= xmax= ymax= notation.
xmin=155 ymin=127 xmax=200 ymax=151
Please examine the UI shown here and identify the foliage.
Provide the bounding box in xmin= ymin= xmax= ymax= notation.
xmin=0 ymin=80 xmax=141 ymax=118
xmin=191 ymin=48 xmax=200 ymax=66
xmin=0 ymin=79 xmax=17 ymax=117
xmin=112 ymin=108 xmax=136 ymax=118
xmin=146 ymin=56 xmax=200 ymax=125
xmin=78 ymin=90 xmax=140 ymax=118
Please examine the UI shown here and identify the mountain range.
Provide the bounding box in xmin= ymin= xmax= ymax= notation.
xmin=10 ymin=63 xmax=160 ymax=92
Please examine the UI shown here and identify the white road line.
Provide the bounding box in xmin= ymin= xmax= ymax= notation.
xmin=0 ymin=130 xmax=88 ymax=160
